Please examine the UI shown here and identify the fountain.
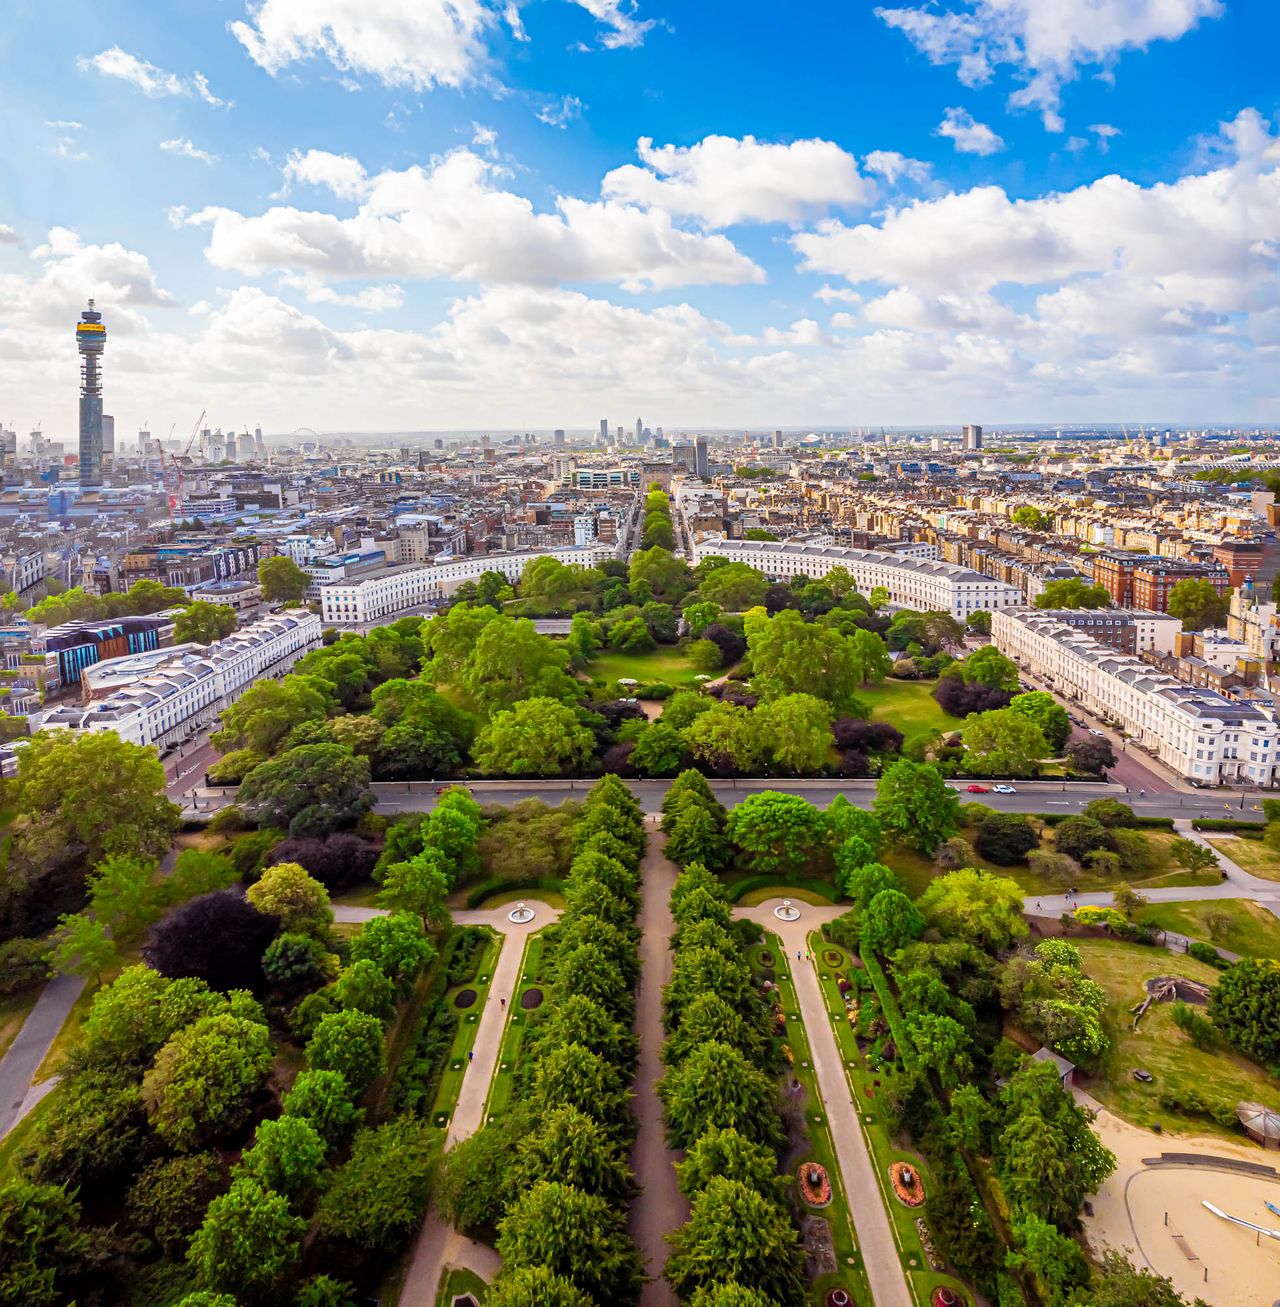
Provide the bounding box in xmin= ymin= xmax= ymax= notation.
xmin=508 ymin=901 xmax=535 ymax=924
xmin=826 ymin=1292 xmax=852 ymax=1307
xmin=774 ymin=898 xmax=801 ymax=921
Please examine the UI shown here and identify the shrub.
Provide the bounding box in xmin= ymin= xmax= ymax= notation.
xmin=1171 ymin=1001 xmax=1218 ymax=1050
xmin=1187 ymin=940 xmax=1229 ymax=969
xmin=973 ymin=812 xmax=1037 ymax=864
xmin=0 ymin=937 xmax=49 ymax=994
xmin=266 ymin=834 xmax=379 ymax=892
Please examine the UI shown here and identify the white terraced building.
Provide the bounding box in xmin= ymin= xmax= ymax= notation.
xmin=692 ymin=538 xmax=1022 ymax=619
xmin=40 ymin=610 xmax=322 ymax=749
xmin=993 ymin=606 xmax=1280 ymax=786
xmin=320 ymin=543 xmax=616 ymax=625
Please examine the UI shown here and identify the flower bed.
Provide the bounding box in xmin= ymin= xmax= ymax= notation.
xmin=798 ymin=1161 xmax=833 ymax=1208
xmin=890 ymin=1160 xmax=926 ymax=1207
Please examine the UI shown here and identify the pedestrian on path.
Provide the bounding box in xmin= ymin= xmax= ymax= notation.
xmin=500 ymin=997 xmax=506 ymax=1010
xmin=467 ymin=1051 xmax=474 ymax=1063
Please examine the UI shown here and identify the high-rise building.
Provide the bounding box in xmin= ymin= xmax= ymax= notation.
xmin=138 ymin=429 xmax=150 ymax=456
xmin=554 ymin=429 xmax=565 ymax=445
xmin=615 ymin=425 xmax=624 ymax=445
xmin=76 ymin=299 xmax=106 ymax=487
xmin=599 ymin=418 xmax=609 ymax=445
xmin=101 ymin=413 xmax=115 ymax=458
xmin=225 ymin=433 xmax=238 ymax=462
xmin=254 ymin=426 xmax=266 ymax=457
xmin=773 ymin=429 xmax=783 ymax=449
xmin=672 ymin=442 xmax=697 ymax=473
xmin=962 ymin=423 xmax=983 ymax=451
xmin=635 ymin=417 xmax=643 ymax=442
xmin=694 ymin=435 xmax=709 ymax=478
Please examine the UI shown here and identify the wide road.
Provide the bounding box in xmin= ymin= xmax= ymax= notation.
xmin=359 ymin=777 xmax=1268 ymax=823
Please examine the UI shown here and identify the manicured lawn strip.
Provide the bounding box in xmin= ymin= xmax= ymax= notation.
xmin=1141 ymin=899 xmax=1280 ymax=961
xmin=807 ymin=932 xmax=967 ymax=1307
xmin=1074 ymin=938 xmax=1280 ymax=1138
xmin=755 ymin=933 xmax=872 ymax=1307
xmin=473 ymin=886 xmax=566 ymax=911
xmin=588 ymin=647 xmax=698 ymax=686
xmin=1205 ymin=836 xmax=1280 ymax=882
xmin=434 ymin=1266 xmax=488 ymax=1305
xmin=0 ymin=986 xmax=41 ymax=1063
xmin=856 ymin=680 xmax=958 ymax=750
xmin=483 ymin=932 xmax=547 ymax=1121
xmin=733 ymin=885 xmax=837 ymax=907
xmin=431 ymin=931 xmax=501 ymax=1122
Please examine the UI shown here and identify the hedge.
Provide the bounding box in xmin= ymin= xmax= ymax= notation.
xmin=1191 ymin=818 xmax=1265 ymax=836
xmin=725 ymin=875 xmax=839 ymax=904
xmin=464 ymin=875 xmax=564 ymax=910
xmin=857 ymin=945 xmax=917 ymax=1073
xmin=1036 ymin=812 xmax=1174 ymax=830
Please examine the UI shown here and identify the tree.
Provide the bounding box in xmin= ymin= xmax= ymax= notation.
xmin=839 ymin=859 xmax=904 ymax=907
xmin=239 ymin=744 xmax=373 ymax=837
xmin=247 ymin=861 xmax=333 ymax=935
xmin=146 ymin=887 xmax=281 ymax=991
xmin=628 ymin=722 xmax=687 ymax=777
xmin=918 ymin=868 xmax=1028 ymax=951
xmin=377 ymin=853 xmax=451 ymax=930
xmin=960 ymin=645 xmax=1021 ymax=691
xmin=1009 ymin=691 xmax=1070 ymax=752
xmin=511 ymin=1104 xmax=632 ymax=1200
xmin=564 ymin=611 xmax=600 ymax=668
xmin=1053 ymin=815 xmax=1114 ymax=864
xmin=688 ymin=1287 xmax=782 ymax=1307
xmin=142 ymin=1012 xmax=272 ymax=1150
xmin=874 ymin=760 xmax=960 ymax=854
xmin=1209 ymin=957 xmax=1280 ymax=1064
xmin=314 ymin=1117 xmax=439 ymax=1252
xmin=0 ymin=1180 xmax=89 ymax=1306
xmin=128 ymin=1153 xmax=228 ymax=1254
xmin=962 ymin=708 xmax=1048 ymax=777
xmin=282 ymin=1068 xmax=363 ymax=1145
xmin=1035 ymin=578 xmax=1112 ymax=610
xmin=351 ymin=912 xmax=436 ymax=992
xmin=496 ymin=1181 xmax=644 ymax=1305
xmin=487 ymin=1268 xmax=596 ymax=1307
xmin=697 ymin=562 xmax=768 ymax=611
xmin=1169 ymin=837 xmax=1219 ymax=875
xmin=1070 ymin=1249 xmax=1200 ymax=1306
xmin=665 ymin=802 xmax=732 ymax=870
xmin=265 ymin=833 xmax=378 ymax=893
xmin=47 ymin=912 xmax=117 ymax=984
xmin=462 ymin=617 xmax=580 ymax=713
xmin=306 ymin=1010 xmax=387 ymax=1095
xmin=968 ymin=609 xmax=992 ymax=634
xmin=1167 ymin=577 xmax=1229 ymax=631
xmin=474 ymin=698 xmax=596 ymax=776
xmin=973 ymin=812 xmax=1038 ymax=864
xmin=745 ymin=610 xmax=867 ymax=711
xmin=1081 ymin=797 xmax=1139 ymax=828
xmin=1065 ymin=735 xmax=1116 ymax=774
xmin=629 ymin=547 xmax=690 ymax=599
xmin=674 ymin=1126 xmax=786 ymax=1204
xmin=906 ymin=1012 xmax=974 ymax=1090
xmin=727 ymin=792 xmax=828 ymax=876
xmin=684 ymin=601 xmax=721 ymax=636
xmin=188 ymin=1177 xmax=305 ymax=1303
xmin=758 ymin=694 xmax=834 ymax=773
xmin=1012 ymin=505 xmax=1051 ymax=531
xmin=263 ymin=931 xmax=335 ymax=990
xmin=258 ymin=554 xmax=310 ymax=603
xmin=175 ymin=602 xmax=237 ymax=645
xmin=659 ymin=1041 xmax=783 ymax=1151
xmin=241 ymin=1115 xmax=327 ymax=1193
xmin=861 ymin=888 xmax=925 ymax=953
xmin=1008 ymin=1212 xmax=1089 ymax=1303
xmin=934 ymin=836 xmax=977 ymax=871
xmin=682 ymin=701 xmax=764 ymax=774
xmin=666 ymin=1176 xmax=805 ymax=1307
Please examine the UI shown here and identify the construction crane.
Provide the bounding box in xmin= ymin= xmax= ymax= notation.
xmin=168 ymin=410 xmax=205 ymax=522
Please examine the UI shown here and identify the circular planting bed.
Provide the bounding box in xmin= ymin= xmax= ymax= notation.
xmin=826 ymin=1291 xmax=854 ymax=1307
xmin=932 ymin=1289 xmax=965 ymax=1307
xmin=453 ymin=989 xmax=477 ymax=1010
xmin=520 ymin=987 xmax=544 ymax=1011
xmin=797 ymin=1162 xmax=833 ymax=1208
xmin=822 ymin=948 xmax=844 ymax=968
xmin=889 ymin=1161 xmax=926 ymax=1208
xmin=758 ymin=948 xmax=776 ymax=968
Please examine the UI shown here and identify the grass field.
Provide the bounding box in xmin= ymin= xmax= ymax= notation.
xmin=485 ymin=932 xmax=547 ymax=1120
xmin=857 ymin=679 xmax=958 ymax=750
xmin=435 ymin=1268 xmax=487 ymax=1305
xmin=1139 ymin=899 xmax=1280 ymax=961
xmin=587 ymin=646 xmax=698 ymax=688
xmin=1205 ymin=835 xmax=1280 ymax=882
xmin=0 ymin=988 xmax=40 ymax=1064
xmin=1075 ymin=938 xmax=1280 ymax=1138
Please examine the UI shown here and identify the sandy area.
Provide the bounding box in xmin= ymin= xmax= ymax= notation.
xmin=1083 ymin=1106 xmax=1280 ymax=1307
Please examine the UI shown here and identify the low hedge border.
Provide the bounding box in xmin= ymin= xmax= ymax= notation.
xmin=1036 ymin=812 xmax=1174 ymax=830
xmin=463 ymin=875 xmax=564 ymax=910
xmin=725 ymin=874 xmax=839 ymax=904
xmin=1191 ymin=818 xmax=1265 ymax=836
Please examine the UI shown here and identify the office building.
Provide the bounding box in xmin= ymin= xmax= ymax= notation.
xmin=672 ymin=442 xmax=697 ymax=474
xmin=963 ymin=424 xmax=983 ymax=452
xmin=635 ymin=417 xmax=644 ymax=442
xmin=599 ymin=419 xmax=608 ymax=445
xmin=76 ymin=300 xmax=106 ymax=487
xmin=993 ymin=607 xmax=1280 ymax=786
xmin=554 ymin=429 xmax=565 ymax=446
xmin=773 ymin=430 xmax=784 ymax=449
xmin=694 ymin=436 xmax=709 ymax=478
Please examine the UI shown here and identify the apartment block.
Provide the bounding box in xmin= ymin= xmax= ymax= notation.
xmin=1092 ymin=552 xmax=1229 ymax=612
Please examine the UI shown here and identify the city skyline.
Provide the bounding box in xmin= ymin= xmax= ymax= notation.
xmin=1 ymin=1 xmax=1277 ymax=434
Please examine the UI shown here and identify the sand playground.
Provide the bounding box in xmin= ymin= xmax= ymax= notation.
xmin=1083 ymin=1107 xmax=1280 ymax=1307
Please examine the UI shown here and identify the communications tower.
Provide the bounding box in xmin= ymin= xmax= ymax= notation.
xmin=76 ymin=299 xmax=106 ymax=487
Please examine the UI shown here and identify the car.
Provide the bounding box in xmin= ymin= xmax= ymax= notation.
xmin=992 ymin=784 xmax=1017 ymax=795
xmin=966 ymin=784 xmax=989 ymax=793
xmin=1088 ymin=728 xmax=1106 ymax=737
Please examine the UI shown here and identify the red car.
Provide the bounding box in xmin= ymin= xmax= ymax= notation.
xmin=966 ymin=784 xmax=989 ymax=793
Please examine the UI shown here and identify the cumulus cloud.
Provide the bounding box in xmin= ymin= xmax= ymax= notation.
xmin=1091 ymin=122 xmax=1122 ymax=151
xmin=183 ymin=148 xmax=763 ymax=291
xmin=569 ymin=0 xmax=654 ymax=48
xmin=281 ymin=149 xmax=369 ymax=200
xmin=877 ymin=0 xmax=1223 ymax=127
xmin=602 ymin=135 xmax=875 ymax=228
xmin=537 ymin=95 xmax=585 ymax=128
xmin=0 ymin=226 xmax=20 ymax=245
xmin=863 ymin=150 xmax=932 ymax=185
xmin=936 ymin=107 xmax=1005 ymax=155
xmin=79 ymin=47 xmax=229 ymax=105
xmin=161 ymin=138 xmax=219 ymax=166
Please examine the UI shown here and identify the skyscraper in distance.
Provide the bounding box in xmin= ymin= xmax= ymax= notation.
xmin=694 ymin=435 xmax=709 ymax=478
xmin=963 ymin=424 xmax=983 ymax=451
xmin=636 ymin=417 xmax=643 ymax=442
xmin=599 ymin=418 xmax=608 ymax=445
xmin=76 ymin=299 xmax=106 ymax=487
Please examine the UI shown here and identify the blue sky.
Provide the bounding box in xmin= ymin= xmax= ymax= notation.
xmin=0 ymin=0 xmax=1276 ymax=435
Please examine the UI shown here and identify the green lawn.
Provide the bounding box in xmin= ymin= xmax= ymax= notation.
xmin=1205 ymin=836 xmax=1280 ymax=882
xmin=587 ymin=646 xmax=699 ymax=688
xmin=435 ymin=1267 xmax=488 ymax=1305
xmin=484 ymin=933 xmax=547 ymax=1121
xmin=1139 ymin=899 xmax=1280 ymax=961
xmin=1075 ymin=938 xmax=1280 ymax=1138
xmin=430 ymin=931 xmax=501 ymax=1127
xmin=857 ymin=680 xmax=958 ymax=750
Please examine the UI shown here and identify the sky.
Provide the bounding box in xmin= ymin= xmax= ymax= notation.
xmin=0 ymin=0 xmax=1277 ymax=437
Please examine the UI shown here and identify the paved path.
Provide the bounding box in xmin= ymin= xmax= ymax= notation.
xmin=0 ymin=972 xmax=84 ymax=1140
xmin=395 ymin=899 xmax=560 ymax=1307
xmin=737 ymin=901 xmax=915 ymax=1307
xmin=630 ymin=824 xmax=686 ymax=1307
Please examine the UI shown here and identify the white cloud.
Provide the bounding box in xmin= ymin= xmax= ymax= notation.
xmin=0 ymin=226 xmax=20 ymax=245
xmin=161 ymin=138 xmax=219 ymax=166
xmin=286 ymin=278 xmax=406 ymax=311
xmin=863 ymin=150 xmax=932 ymax=185
xmin=877 ymin=0 xmax=1223 ymax=127
xmin=1091 ymin=122 xmax=1121 ymax=152
xmin=602 ymin=135 xmax=875 ymax=228
xmin=1066 ymin=136 xmax=1090 ymax=152
xmin=184 ymin=148 xmax=763 ymax=292
xmin=281 ymin=149 xmax=369 ymax=200
xmin=230 ymin=0 xmax=497 ymax=90
xmin=537 ymin=95 xmax=585 ymax=128
xmin=569 ymin=0 xmax=654 ymax=49
xmin=471 ymin=122 xmax=498 ymax=149
xmin=936 ymin=107 xmax=1005 ymax=155
xmin=814 ymin=284 xmax=863 ymax=304
xmin=79 ymin=47 xmax=228 ymax=105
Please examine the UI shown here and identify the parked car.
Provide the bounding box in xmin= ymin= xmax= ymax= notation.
xmin=966 ymin=784 xmax=989 ymax=793
xmin=992 ymin=784 xmax=1017 ymax=795
xmin=1088 ymin=728 xmax=1106 ymax=737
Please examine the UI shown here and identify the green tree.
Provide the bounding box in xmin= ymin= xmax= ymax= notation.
xmin=665 ymin=800 xmax=732 ymax=870
xmin=629 ymin=547 xmax=690 ymax=599
xmin=682 ymin=701 xmax=764 ymax=774
xmin=263 ymin=932 xmax=335 ymax=990
xmin=213 ymin=677 xmax=333 ymax=756
xmin=1168 ymin=837 xmax=1219 ymax=875
xmin=351 ymin=912 xmax=436 ymax=992
xmin=174 ymin=602 xmax=237 ymax=645
xmin=861 ymin=888 xmax=925 ymax=954
xmin=1008 ymin=1212 xmax=1089 ymax=1303
xmin=1166 ymin=577 xmax=1230 ymax=631
xmin=239 ymin=745 xmax=373 ymax=837
xmin=674 ymin=1125 xmax=786 ymax=1203
xmin=487 ymin=1268 xmax=596 ymax=1307
xmin=240 ymin=1115 xmax=327 ymax=1193
xmin=564 ymin=611 xmax=600 ymax=667
xmin=127 ymin=1153 xmax=228 ymax=1254
xmin=918 ymin=868 xmax=1028 ymax=951
xmin=688 ymin=637 xmax=724 ymax=672
xmin=247 ymin=861 xmax=333 ymax=935
xmin=258 ymin=555 xmax=310 ymax=603
xmin=960 ymin=645 xmax=1020 ymax=691
xmin=1008 ymin=691 xmax=1071 ymax=753
xmin=511 ymin=1103 xmax=632 ymax=1200
xmin=907 ymin=1012 xmax=974 ymax=1090
xmin=1209 ymin=957 xmax=1280 ymax=1064
xmin=462 ymin=618 xmax=580 ymax=713
xmin=1035 ymin=578 xmax=1112 ymax=610
xmin=688 ymin=1287 xmax=782 ymax=1307
xmin=684 ymin=601 xmax=722 ymax=637
xmin=659 ymin=1041 xmax=783 ymax=1151
xmin=838 ymin=859 xmax=904 ymax=908
xmin=1012 ymin=505 xmax=1051 ymax=531
xmin=1068 ymin=1249 xmax=1197 ymax=1306
xmin=47 ymin=912 xmax=117 ymax=983
xmin=188 ymin=1177 xmax=305 ymax=1302
xmin=873 ymin=760 xmax=960 ymax=854
xmin=377 ymin=851 xmax=452 ymax=930
xmin=531 ymin=1042 xmax=630 ymax=1130
xmin=726 ymin=792 xmax=828 ymax=876
xmin=281 ymin=1068 xmax=363 ymax=1145
xmin=963 ymin=708 xmax=1049 ymax=778
xmin=142 ymin=1013 xmax=273 ymax=1150
xmin=474 ymin=698 xmax=596 ymax=776
xmin=629 ymin=722 xmax=688 ymax=777
xmin=666 ymin=1176 xmax=805 ymax=1307
xmin=745 ymin=610 xmax=866 ymax=710
xmin=0 ymin=1180 xmax=89 ymax=1306
xmin=758 ymin=694 xmax=834 ymax=773
xmin=306 ymin=1010 xmax=386 ymax=1095
xmin=496 ymin=1181 xmax=644 ymax=1304
xmin=698 ymin=562 xmax=769 ymax=611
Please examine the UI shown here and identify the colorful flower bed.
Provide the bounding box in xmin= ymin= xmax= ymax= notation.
xmin=797 ymin=1162 xmax=833 ymax=1207
xmin=890 ymin=1160 xmax=927 ymax=1207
